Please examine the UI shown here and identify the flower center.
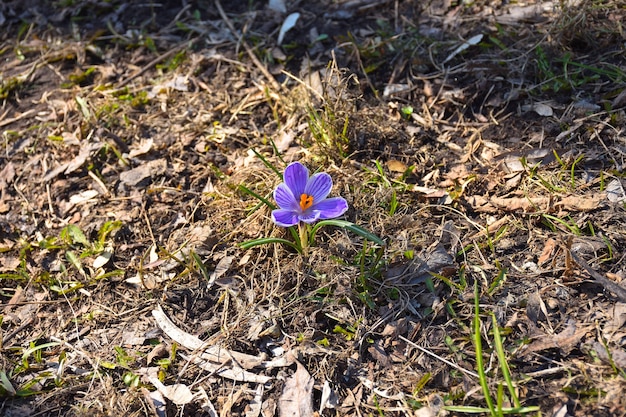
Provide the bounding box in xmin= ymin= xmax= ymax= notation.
xmin=299 ymin=193 xmax=314 ymax=211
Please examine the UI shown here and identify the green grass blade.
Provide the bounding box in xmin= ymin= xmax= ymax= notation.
xmin=239 ymin=184 xmax=276 ymax=210
xmin=429 ymin=271 xmax=464 ymax=292
xmin=251 ymin=148 xmax=283 ymax=179
xmin=444 ymin=405 xmax=541 ymax=414
xmin=191 ymin=251 xmax=211 ymax=282
xmin=491 ymin=313 xmax=521 ymax=408
xmin=444 ymin=406 xmax=491 ymax=413
xmin=310 ymin=219 xmax=385 ymax=246
xmin=239 ymin=237 xmax=302 ymax=254
xmin=474 ymin=279 xmax=496 ymax=416
xmin=238 ymin=183 xmax=299 ymax=244
xmin=268 ymin=138 xmax=286 ymax=164
xmin=0 ymin=370 xmax=16 ymax=396
xmin=541 ymin=214 xmax=580 ymax=235
xmin=497 ymin=383 xmax=504 ymax=417
xmin=22 ymin=342 xmax=61 ymax=361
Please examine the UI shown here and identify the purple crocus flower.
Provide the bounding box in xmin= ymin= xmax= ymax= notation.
xmin=271 ymin=162 xmax=348 ymax=227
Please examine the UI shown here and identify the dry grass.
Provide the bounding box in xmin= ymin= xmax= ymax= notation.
xmin=1 ymin=0 xmax=626 ymax=416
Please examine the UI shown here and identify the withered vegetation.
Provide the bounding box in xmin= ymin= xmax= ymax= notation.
xmin=1 ymin=0 xmax=626 ymax=416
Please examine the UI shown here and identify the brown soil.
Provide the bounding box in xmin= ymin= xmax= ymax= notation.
xmin=1 ymin=0 xmax=626 ymax=416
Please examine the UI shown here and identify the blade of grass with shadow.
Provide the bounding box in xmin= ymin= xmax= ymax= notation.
xmin=309 ymin=219 xmax=385 ymax=247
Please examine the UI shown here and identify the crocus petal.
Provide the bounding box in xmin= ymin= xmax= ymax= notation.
xmin=272 ymin=209 xmax=300 ymax=227
xmin=304 ymin=172 xmax=332 ymax=203
xmin=314 ymin=197 xmax=349 ymax=219
xmin=298 ymin=210 xmax=322 ymax=224
xmin=274 ymin=183 xmax=299 ymax=211
xmin=283 ymin=162 xmax=309 ymax=197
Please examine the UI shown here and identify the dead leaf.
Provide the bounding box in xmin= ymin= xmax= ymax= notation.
xmin=277 ymin=13 xmax=299 ymax=45
xmin=590 ymin=341 xmax=626 ymax=369
xmin=197 ymin=387 xmax=218 ymax=417
xmin=526 ymin=291 xmax=549 ymax=326
xmin=495 ymin=3 xmax=550 ymax=25
xmin=467 ymin=194 xmax=604 ymax=213
xmin=383 ymin=83 xmax=410 ymax=97
xmin=42 ymin=142 xmax=103 ymax=181
xmin=526 ymin=102 xmax=554 ymax=117
xmin=368 ymin=340 xmax=391 ymax=368
xmin=148 ymin=376 xmax=194 ymax=405
xmin=278 ymin=361 xmax=314 ymax=417
xmin=147 ymin=343 xmax=169 ymax=365
xmin=0 ymin=255 xmax=21 ymax=274
xmin=128 ymin=138 xmax=154 ymax=158
xmin=606 ymin=179 xmax=626 ymax=203
xmin=268 ymin=0 xmax=287 ymax=13
xmin=3 ymin=286 xmax=24 ymax=313
xmin=187 ymin=225 xmax=215 ymax=248
xmin=65 ymin=142 xmax=103 ymax=175
xmin=538 ymin=238 xmax=557 ymax=266
xmin=444 ymin=33 xmax=483 ymax=63
xmin=386 ymin=159 xmax=407 ymax=173
xmin=246 ymin=384 xmax=264 ymax=417
xmin=559 ymin=194 xmax=604 ymax=211
xmin=142 ymin=387 xmax=166 ymax=417
xmin=208 ymin=256 xmax=234 ymax=288
xmin=126 ymin=270 xmax=171 ymax=289
xmin=152 ymin=305 xmax=293 ymax=373
xmin=610 ymin=303 xmax=626 ymax=331
xmin=0 ymin=161 xmax=15 ymax=186
xmin=220 ymin=386 xmax=244 ymax=417
xmin=410 ymin=185 xmax=448 ymax=198
xmin=274 ymin=130 xmax=295 ymax=153
xmin=93 ymin=248 xmax=113 ymax=269
xmin=319 ymin=380 xmax=338 ymax=414
xmin=441 ymin=163 xmax=470 ymax=182
xmin=551 ymin=404 xmax=568 ymax=417
xmin=119 ymin=159 xmax=167 ymax=187
xmin=523 ymin=319 xmax=589 ymax=356
xmin=68 ymin=189 xmax=99 ymax=206
xmin=183 ymin=353 xmax=272 ymax=384
xmin=495 ymin=148 xmax=555 ymax=173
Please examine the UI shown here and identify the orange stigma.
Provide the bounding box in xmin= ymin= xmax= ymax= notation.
xmin=299 ymin=194 xmax=314 ymax=211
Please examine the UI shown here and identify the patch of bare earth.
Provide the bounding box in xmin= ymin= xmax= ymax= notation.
xmin=1 ymin=0 xmax=626 ymax=416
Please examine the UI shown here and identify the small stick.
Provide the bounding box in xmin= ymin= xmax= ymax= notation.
xmin=570 ymin=251 xmax=626 ymax=302
xmin=399 ymin=335 xmax=479 ymax=378
xmin=0 ymin=109 xmax=36 ymax=128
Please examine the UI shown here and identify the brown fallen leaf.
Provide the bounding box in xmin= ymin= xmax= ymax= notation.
xmin=558 ymin=194 xmax=605 ymax=211
xmin=495 ymin=148 xmax=555 ymax=173
xmin=42 ymin=142 xmax=104 ymax=181
xmin=490 ymin=196 xmax=551 ymax=211
xmin=523 ymin=319 xmax=590 ymax=356
xmin=278 ymin=361 xmax=314 ymax=417
xmin=368 ymin=340 xmax=391 ymax=368
xmin=467 ymin=193 xmax=605 ymax=213
xmin=207 ymin=255 xmax=234 ymax=289
xmin=119 ymin=159 xmax=167 ymax=187
xmin=386 ymin=159 xmax=407 ymax=173
xmin=148 ymin=376 xmax=194 ymax=405
xmin=538 ymin=238 xmax=557 ymax=266
xmin=590 ymin=340 xmax=626 ymax=370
